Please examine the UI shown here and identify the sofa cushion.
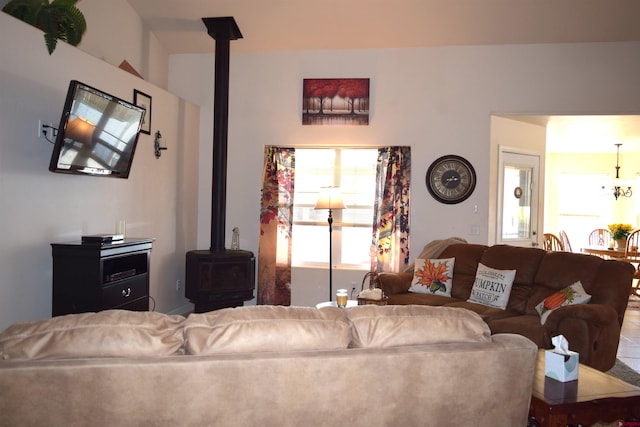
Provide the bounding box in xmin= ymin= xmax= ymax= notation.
xmin=479 ymin=245 xmax=547 ymax=313
xmin=439 ymin=243 xmax=488 ymax=300
xmin=527 ymin=251 xmax=605 ymax=313
xmin=346 ymin=305 xmax=491 ymax=348
xmin=443 ymin=301 xmax=523 ymax=323
xmin=488 ymin=314 xmax=551 ymax=348
xmin=183 ymin=306 xmax=351 ymax=355
xmin=535 ymin=281 xmax=591 ymax=324
xmin=0 ymin=310 xmax=185 ymax=360
xmin=378 ymin=272 xmax=413 ymax=295
xmin=408 ymin=257 xmax=455 ymax=296
xmin=387 ymin=292 xmax=461 ymax=306
xmin=467 ymin=263 xmax=516 ymax=310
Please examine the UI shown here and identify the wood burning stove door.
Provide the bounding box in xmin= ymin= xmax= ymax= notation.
xmin=185 ymin=249 xmax=255 ymax=313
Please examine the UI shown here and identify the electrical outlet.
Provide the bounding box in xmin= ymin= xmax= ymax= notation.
xmin=38 ymin=120 xmax=54 ymax=140
xmin=176 ymin=279 xmax=181 ymax=292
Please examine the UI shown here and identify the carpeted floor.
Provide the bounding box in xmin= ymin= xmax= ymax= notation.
xmin=607 ymin=358 xmax=640 ymax=387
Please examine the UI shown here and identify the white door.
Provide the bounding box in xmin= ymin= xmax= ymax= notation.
xmin=496 ymin=148 xmax=541 ymax=247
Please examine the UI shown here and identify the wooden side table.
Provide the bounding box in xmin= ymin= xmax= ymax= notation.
xmin=530 ymin=350 xmax=640 ymax=426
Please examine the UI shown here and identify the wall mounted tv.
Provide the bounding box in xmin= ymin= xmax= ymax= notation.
xmin=48 ymin=80 xmax=145 ymax=178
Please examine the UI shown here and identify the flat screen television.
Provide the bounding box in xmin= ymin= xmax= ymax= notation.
xmin=48 ymin=80 xmax=145 ymax=178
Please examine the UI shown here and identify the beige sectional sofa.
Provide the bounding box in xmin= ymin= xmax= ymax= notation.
xmin=377 ymin=243 xmax=635 ymax=371
xmin=0 ymin=306 xmax=537 ymax=427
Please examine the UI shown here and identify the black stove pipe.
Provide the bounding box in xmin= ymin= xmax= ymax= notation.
xmin=202 ymin=17 xmax=243 ymax=252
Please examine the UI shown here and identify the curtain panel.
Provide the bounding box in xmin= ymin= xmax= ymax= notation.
xmin=371 ymin=146 xmax=411 ymax=273
xmin=257 ymin=147 xmax=295 ymax=305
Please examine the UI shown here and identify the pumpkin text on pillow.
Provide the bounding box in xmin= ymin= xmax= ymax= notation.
xmin=408 ymin=258 xmax=455 ymax=296
xmin=467 ymin=263 xmax=516 ymax=310
xmin=535 ymin=281 xmax=591 ymax=325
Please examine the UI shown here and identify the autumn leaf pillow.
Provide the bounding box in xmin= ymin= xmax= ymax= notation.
xmin=535 ymin=281 xmax=592 ymax=325
xmin=408 ymin=258 xmax=455 ymax=296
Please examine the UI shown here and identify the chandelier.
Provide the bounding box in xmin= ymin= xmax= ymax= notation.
xmin=610 ymin=143 xmax=632 ymax=200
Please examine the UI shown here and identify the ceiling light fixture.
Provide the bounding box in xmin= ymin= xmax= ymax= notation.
xmin=608 ymin=143 xmax=632 ymax=200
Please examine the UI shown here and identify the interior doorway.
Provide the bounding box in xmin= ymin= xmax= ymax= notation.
xmin=493 ymin=114 xmax=640 ymax=251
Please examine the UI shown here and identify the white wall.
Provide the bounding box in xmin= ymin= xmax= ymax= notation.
xmin=169 ymin=41 xmax=640 ymax=304
xmin=0 ymin=0 xmax=169 ymax=89
xmin=79 ymin=0 xmax=169 ymax=88
xmin=0 ymin=12 xmax=198 ymax=330
xmin=544 ymin=151 xmax=640 ymax=242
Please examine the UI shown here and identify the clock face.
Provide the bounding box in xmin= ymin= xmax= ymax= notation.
xmin=426 ymin=155 xmax=476 ymax=204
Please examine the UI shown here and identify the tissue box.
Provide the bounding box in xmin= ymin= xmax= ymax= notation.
xmin=545 ymin=349 xmax=579 ymax=382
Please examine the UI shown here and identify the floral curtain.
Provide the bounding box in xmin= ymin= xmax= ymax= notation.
xmin=371 ymin=146 xmax=411 ymax=273
xmin=258 ymin=146 xmax=295 ymax=305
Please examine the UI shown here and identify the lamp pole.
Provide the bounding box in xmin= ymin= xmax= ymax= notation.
xmin=327 ymin=208 xmax=334 ymax=301
xmin=314 ymin=186 xmax=346 ymax=302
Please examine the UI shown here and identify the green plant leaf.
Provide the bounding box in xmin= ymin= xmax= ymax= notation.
xmin=43 ymin=31 xmax=58 ymax=54
xmin=3 ymin=0 xmax=86 ymax=54
xmin=2 ymin=0 xmax=47 ymax=26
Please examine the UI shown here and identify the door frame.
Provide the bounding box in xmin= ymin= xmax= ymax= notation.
xmin=496 ymin=145 xmax=542 ymax=248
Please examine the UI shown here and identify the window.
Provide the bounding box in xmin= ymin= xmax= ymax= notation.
xmin=556 ymin=173 xmax=612 ymax=250
xmin=292 ymin=148 xmax=378 ymax=268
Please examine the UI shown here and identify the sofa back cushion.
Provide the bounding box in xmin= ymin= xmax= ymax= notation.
xmin=479 ymin=245 xmax=547 ymax=314
xmin=378 ymin=271 xmax=413 ymax=295
xmin=184 ymin=306 xmax=351 ymax=355
xmin=346 ymin=305 xmax=491 ymax=348
xmin=527 ymin=252 xmax=634 ymax=323
xmin=0 ymin=310 xmax=185 ymax=360
xmin=439 ymin=244 xmax=488 ymax=300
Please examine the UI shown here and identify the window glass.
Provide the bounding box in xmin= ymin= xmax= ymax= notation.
xmin=292 ymin=148 xmax=377 ymax=267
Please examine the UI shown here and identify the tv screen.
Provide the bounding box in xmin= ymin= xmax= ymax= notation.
xmin=48 ymin=80 xmax=145 ymax=178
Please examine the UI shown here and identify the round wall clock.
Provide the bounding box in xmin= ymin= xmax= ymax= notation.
xmin=425 ymin=155 xmax=477 ymax=204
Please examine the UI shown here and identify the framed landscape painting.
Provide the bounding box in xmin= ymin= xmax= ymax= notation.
xmin=302 ymin=78 xmax=370 ymax=125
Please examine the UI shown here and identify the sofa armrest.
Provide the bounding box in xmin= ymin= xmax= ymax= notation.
xmin=543 ymin=303 xmax=620 ymax=371
xmin=377 ymin=272 xmax=413 ymax=295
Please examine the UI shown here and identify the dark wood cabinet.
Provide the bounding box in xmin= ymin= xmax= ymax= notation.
xmin=51 ymin=238 xmax=153 ymax=316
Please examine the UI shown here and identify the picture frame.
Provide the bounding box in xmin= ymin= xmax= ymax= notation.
xmin=302 ymin=78 xmax=370 ymax=125
xmin=133 ymin=89 xmax=152 ymax=135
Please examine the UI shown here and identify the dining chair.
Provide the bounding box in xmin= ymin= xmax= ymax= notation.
xmin=559 ymin=230 xmax=573 ymax=252
xmin=588 ymin=228 xmax=612 ymax=247
xmin=624 ymin=230 xmax=640 ymax=291
xmin=543 ymin=233 xmax=564 ymax=252
xmin=625 ymin=229 xmax=640 ymax=259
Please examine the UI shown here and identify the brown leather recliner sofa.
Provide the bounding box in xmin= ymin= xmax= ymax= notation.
xmin=377 ymin=243 xmax=635 ymax=371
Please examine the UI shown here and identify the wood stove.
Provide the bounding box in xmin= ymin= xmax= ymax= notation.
xmin=185 ymin=17 xmax=255 ymax=313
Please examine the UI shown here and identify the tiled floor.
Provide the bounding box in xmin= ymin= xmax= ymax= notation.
xmin=617 ymin=295 xmax=640 ymax=372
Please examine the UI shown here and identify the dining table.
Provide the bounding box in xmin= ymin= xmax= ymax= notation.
xmin=581 ymin=246 xmax=627 ymax=259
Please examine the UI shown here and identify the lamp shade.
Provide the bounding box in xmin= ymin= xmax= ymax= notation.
xmin=65 ymin=117 xmax=95 ymax=144
xmin=314 ymin=186 xmax=346 ymax=210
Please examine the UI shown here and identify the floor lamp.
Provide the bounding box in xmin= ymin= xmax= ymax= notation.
xmin=315 ymin=187 xmax=346 ymax=301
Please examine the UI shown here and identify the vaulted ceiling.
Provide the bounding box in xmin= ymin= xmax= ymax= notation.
xmin=128 ymin=0 xmax=640 ymax=153
xmin=128 ymin=0 xmax=640 ymax=54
